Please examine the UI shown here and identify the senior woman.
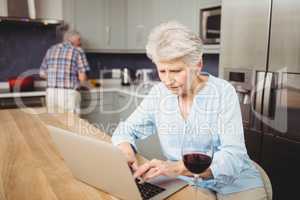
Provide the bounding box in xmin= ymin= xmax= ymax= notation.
xmin=112 ymin=21 xmax=266 ymax=200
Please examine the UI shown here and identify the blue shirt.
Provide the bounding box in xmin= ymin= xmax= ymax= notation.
xmin=40 ymin=42 xmax=90 ymax=89
xmin=112 ymin=74 xmax=263 ymax=194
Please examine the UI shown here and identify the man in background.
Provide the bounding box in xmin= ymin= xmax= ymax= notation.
xmin=40 ymin=30 xmax=90 ymax=113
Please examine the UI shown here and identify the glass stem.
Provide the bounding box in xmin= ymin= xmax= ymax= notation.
xmin=193 ymin=174 xmax=200 ymax=200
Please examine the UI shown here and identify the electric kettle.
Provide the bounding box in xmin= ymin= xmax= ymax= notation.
xmin=121 ymin=68 xmax=131 ymax=86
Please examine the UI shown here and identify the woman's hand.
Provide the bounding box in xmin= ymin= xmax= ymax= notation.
xmin=133 ymin=159 xmax=214 ymax=181
xmin=117 ymin=142 xmax=138 ymax=171
xmin=133 ymin=159 xmax=185 ymax=181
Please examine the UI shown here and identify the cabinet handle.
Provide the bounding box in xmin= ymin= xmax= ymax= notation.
xmin=106 ymin=26 xmax=111 ymax=46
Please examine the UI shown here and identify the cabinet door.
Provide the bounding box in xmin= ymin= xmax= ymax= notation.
xmin=157 ymin=0 xmax=180 ymax=23
xmin=103 ymin=0 xmax=126 ymax=50
xmin=157 ymin=0 xmax=199 ymax=32
xmin=127 ymin=0 xmax=143 ymax=49
xmin=73 ymin=0 xmax=106 ymax=50
xmin=127 ymin=0 xmax=158 ymax=50
xmin=62 ymin=0 xmax=75 ymax=29
xmin=177 ymin=0 xmax=199 ymax=33
xmin=127 ymin=0 xmax=200 ymax=50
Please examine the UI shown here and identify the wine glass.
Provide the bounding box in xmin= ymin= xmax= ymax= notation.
xmin=181 ymin=126 xmax=213 ymax=199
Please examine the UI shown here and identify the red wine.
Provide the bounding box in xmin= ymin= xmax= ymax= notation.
xmin=183 ymin=153 xmax=212 ymax=174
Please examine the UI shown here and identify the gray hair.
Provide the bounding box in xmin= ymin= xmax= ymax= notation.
xmin=63 ymin=30 xmax=81 ymax=42
xmin=146 ymin=21 xmax=203 ymax=66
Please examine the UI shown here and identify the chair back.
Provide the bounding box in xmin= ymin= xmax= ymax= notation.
xmin=252 ymin=161 xmax=273 ymax=200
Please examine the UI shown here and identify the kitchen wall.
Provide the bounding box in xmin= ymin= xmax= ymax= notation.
xmin=0 ymin=21 xmax=219 ymax=82
xmin=0 ymin=21 xmax=61 ymax=81
xmin=86 ymin=53 xmax=219 ymax=79
xmin=86 ymin=53 xmax=157 ymax=79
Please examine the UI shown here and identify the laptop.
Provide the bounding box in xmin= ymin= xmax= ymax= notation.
xmin=47 ymin=125 xmax=188 ymax=200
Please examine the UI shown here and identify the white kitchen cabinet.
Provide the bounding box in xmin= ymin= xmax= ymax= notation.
xmin=64 ymin=0 xmax=126 ymax=51
xmin=64 ymin=0 xmax=203 ymax=52
xmin=73 ymin=0 xmax=106 ymax=50
xmin=62 ymin=0 xmax=76 ymax=29
xmin=127 ymin=0 xmax=200 ymax=51
xmin=157 ymin=0 xmax=199 ymax=32
xmin=127 ymin=0 xmax=159 ymax=50
xmin=0 ymin=0 xmax=7 ymax=16
xmin=103 ymin=0 xmax=127 ymax=50
xmin=176 ymin=0 xmax=199 ymax=33
xmin=157 ymin=0 xmax=179 ymax=23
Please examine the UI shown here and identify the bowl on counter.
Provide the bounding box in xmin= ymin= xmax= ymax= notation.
xmin=8 ymin=76 xmax=34 ymax=92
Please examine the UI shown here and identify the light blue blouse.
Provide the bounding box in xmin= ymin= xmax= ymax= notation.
xmin=112 ymin=75 xmax=263 ymax=194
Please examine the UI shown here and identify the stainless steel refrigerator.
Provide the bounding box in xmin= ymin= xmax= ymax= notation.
xmin=220 ymin=0 xmax=300 ymax=199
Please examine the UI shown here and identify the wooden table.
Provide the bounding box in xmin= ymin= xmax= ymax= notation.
xmin=0 ymin=108 xmax=215 ymax=200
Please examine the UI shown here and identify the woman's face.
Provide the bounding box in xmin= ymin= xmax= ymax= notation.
xmin=157 ymin=59 xmax=201 ymax=96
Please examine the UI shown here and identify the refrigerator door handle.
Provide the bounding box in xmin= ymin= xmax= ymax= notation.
xmin=262 ymin=72 xmax=273 ymax=117
xmin=254 ymin=71 xmax=266 ymax=114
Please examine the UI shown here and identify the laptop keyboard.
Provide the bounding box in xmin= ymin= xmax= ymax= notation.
xmin=135 ymin=179 xmax=166 ymax=200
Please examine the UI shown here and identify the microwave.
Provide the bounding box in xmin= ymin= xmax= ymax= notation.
xmin=200 ymin=6 xmax=221 ymax=44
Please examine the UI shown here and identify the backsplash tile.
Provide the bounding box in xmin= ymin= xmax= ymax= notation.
xmin=86 ymin=53 xmax=157 ymax=79
xmin=86 ymin=53 xmax=219 ymax=79
xmin=0 ymin=22 xmax=61 ymax=82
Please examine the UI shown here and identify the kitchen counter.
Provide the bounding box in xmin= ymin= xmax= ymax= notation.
xmin=82 ymin=84 xmax=155 ymax=99
xmin=0 ymin=81 xmax=46 ymax=98
xmin=0 ymin=90 xmax=46 ymax=98
xmin=0 ymin=108 xmax=214 ymax=200
xmin=0 ymin=79 xmax=159 ymax=99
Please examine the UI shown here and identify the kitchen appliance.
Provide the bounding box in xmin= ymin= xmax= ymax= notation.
xmin=200 ymin=6 xmax=221 ymax=44
xmin=220 ymin=0 xmax=300 ymax=199
xmin=0 ymin=0 xmax=62 ymax=24
xmin=135 ymin=69 xmax=155 ymax=84
xmin=121 ymin=68 xmax=131 ymax=86
xmin=223 ymin=68 xmax=254 ymax=126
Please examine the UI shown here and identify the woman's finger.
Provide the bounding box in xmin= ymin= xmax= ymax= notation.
xmin=133 ymin=162 xmax=151 ymax=178
xmin=143 ymin=167 xmax=162 ymax=180
xmin=130 ymin=161 xmax=138 ymax=171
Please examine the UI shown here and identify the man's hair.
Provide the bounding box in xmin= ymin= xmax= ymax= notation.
xmin=146 ymin=21 xmax=203 ymax=66
xmin=63 ymin=30 xmax=81 ymax=42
